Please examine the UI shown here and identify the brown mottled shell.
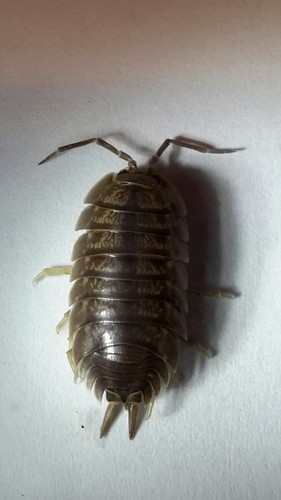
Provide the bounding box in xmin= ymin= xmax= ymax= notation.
xmin=67 ymin=170 xmax=189 ymax=437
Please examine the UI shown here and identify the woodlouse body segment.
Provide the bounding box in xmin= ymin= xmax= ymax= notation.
xmin=68 ymin=170 xmax=189 ymax=438
xmin=36 ymin=136 xmax=243 ymax=438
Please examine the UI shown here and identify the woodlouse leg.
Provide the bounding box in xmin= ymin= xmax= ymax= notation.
xmin=33 ymin=265 xmax=72 ymax=285
xmin=38 ymin=138 xmax=137 ymax=171
xmin=188 ymin=287 xmax=238 ymax=299
xmin=100 ymin=402 xmax=121 ymax=438
xmin=56 ymin=310 xmax=70 ymax=334
xmin=66 ymin=348 xmax=76 ymax=373
xmin=186 ymin=339 xmax=214 ymax=358
xmin=148 ymin=137 xmax=244 ymax=169
xmin=185 ymin=288 xmax=238 ymax=357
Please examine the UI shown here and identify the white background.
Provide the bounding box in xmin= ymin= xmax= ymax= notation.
xmin=1 ymin=1 xmax=281 ymax=499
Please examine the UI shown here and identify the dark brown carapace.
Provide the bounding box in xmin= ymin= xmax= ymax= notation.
xmin=35 ymin=137 xmax=242 ymax=438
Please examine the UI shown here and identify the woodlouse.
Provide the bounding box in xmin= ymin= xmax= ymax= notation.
xmin=34 ymin=136 xmax=242 ymax=439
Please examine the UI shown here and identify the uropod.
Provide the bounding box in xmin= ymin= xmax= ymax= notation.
xmin=34 ymin=136 xmax=242 ymax=439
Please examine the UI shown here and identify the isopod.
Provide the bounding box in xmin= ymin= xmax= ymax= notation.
xmin=34 ymin=136 xmax=242 ymax=439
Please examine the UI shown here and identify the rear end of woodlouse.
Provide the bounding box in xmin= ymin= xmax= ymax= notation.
xmin=35 ymin=136 xmax=242 ymax=439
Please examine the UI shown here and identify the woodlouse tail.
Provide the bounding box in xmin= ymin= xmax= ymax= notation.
xmin=100 ymin=402 xmax=140 ymax=440
xmin=100 ymin=391 xmax=145 ymax=440
xmin=100 ymin=402 xmax=121 ymax=439
xmin=127 ymin=402 xmax=140 ymax=440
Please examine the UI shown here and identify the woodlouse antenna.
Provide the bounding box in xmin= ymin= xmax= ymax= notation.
xmin=148 ymin=137 xmax=245 ymax=171
xmin=38 ymin=137 xmax=137 ymax=172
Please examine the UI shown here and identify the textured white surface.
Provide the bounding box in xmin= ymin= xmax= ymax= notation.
xmin=1 ymin=1 xmax=281 ymax=499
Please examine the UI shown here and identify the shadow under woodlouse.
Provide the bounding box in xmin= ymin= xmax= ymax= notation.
xmin=149 ymin=159 xmax=239 ymax=411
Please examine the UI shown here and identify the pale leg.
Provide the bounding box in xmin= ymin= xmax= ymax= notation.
xmin=188 ymin=287 xmax=238 ymax=299
xmin=56 ymin=310 xmax=71 ymax=334
xmin=186 ymin=287 xmax=238 ymax=356
xmin=186 ymin=339 xmax=214 ymax=358
xmin=33 ymin=265 xmax=72 ymax=285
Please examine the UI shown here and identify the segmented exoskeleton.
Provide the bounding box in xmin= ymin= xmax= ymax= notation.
xmin=35 ymin=136 xmax=242 ymax=439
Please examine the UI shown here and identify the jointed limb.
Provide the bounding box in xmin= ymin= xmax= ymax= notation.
xmin=33 ymin=266 xmax=72 ymax=285
xmin=56 ymin=310 xmax=71 ymax=334
xmin=188 ymin=287 xmax=238 ymax=299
